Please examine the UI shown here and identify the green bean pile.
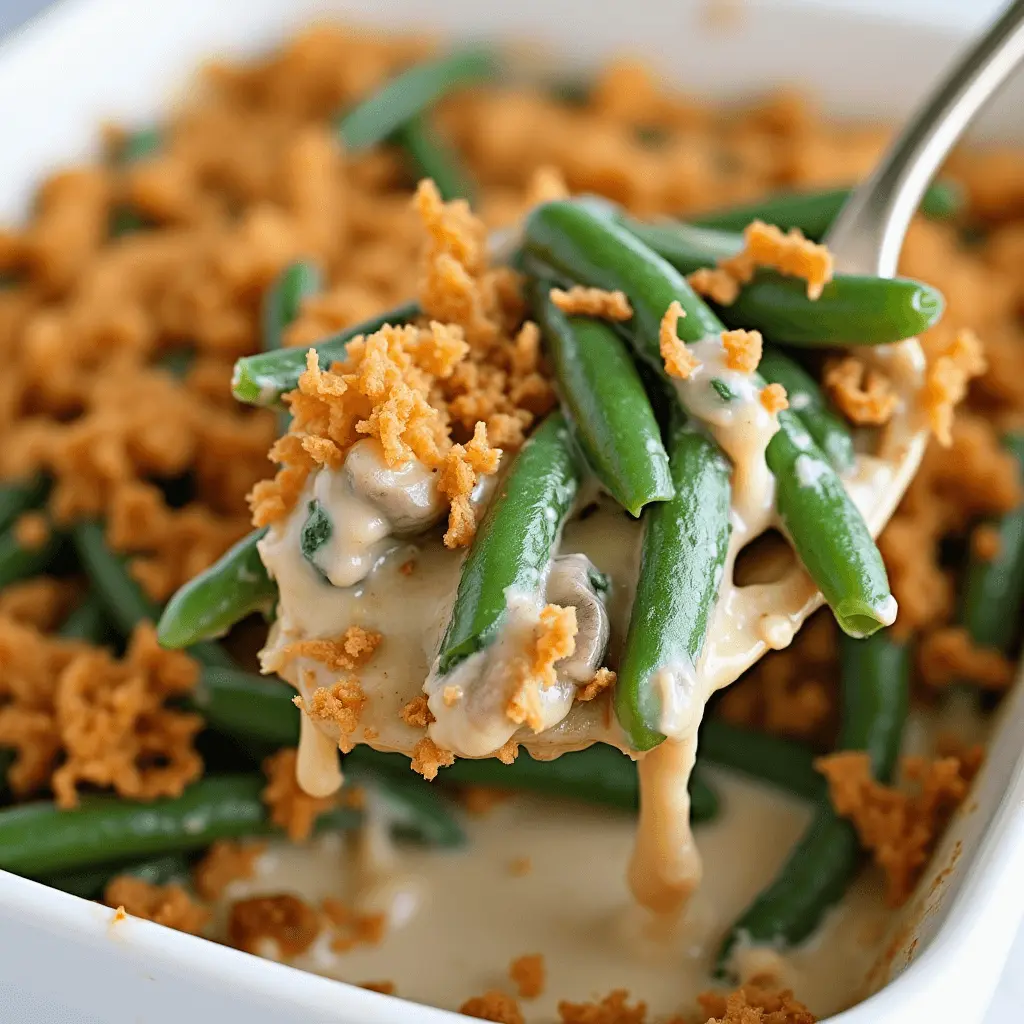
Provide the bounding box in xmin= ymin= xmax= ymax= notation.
xmin=2 ymin=37 xmax=1002 ymax=985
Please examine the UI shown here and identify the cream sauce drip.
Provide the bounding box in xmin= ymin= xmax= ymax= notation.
xmin=207 ymin=771 xmax=889 ymax=1021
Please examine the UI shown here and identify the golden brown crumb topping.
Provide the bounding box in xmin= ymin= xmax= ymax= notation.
xmin=294 ymin=677 xmax=366 ymax=754
xmin=823 ymin=356 xmax=898 ymax=426
xmin=577 ymin=666 xmax=617 ymax=702
xmin=721 ymin=220 xmax=833 ymax=300
xmin=227 ymin=893 xmax=322 ymax=958
xmin=688 ymin=267 xmax=741 ymax=305
xmin=550 ymin=286 xmax=633 ymax=321
xmin=103 ymin=878 xmax=210 ymax=936
xmin=509 ymin=954 xmax=545 ymax=999
xmin=192 ymin=839 xmax=265 ymax=901
xmin=721 ymin=328 xmax=762 ymax=374
xmin=410 ymin=736 xmax=455 ymax=780
xmin=817 ymin=749 xmax=980 ymax=906
xmin=660 ymin=302 xmax=699 ymax=379
xmin=0 ymin=578 xmax=77 ymax=630
xmin=506 ymin=604 xmax=578 ymax=732
xmin=698 ymin=984 xmax=816 ymax=1024
xmin=261 ymin=748 xmax=334 ymax=841
xmin=758 ymin=383 xmax=789 ymax=414
xmin=921 ymin=329 xmax=986 ymax=446
xmin=399 ymin=693 xmax=435 ymax=727
xmin=557 ymin=989 xmax=647 ymax=1024
xmin=917 ymin=626 xmax=1014 ymax=691
xmin=459 ymin=992 xmax=525 ymax=1024
xmin=0 ymin=619 xmax=201 ymax=806
xmin=277 ymin=624 xmax=382 ymax=672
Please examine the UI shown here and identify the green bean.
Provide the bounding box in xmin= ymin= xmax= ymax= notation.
xmin=58 ymin=594 xmax=110 ymax=644
xmin=767 ymin=413 xmax=895 ymax=638
xmin=262 ymin=261 xmax=322 ymax=352
xmin=347 ymin=746 xmax=718 ymax=822
xmin=699 ymin=719 xmax=823 ymax=801
xmin=757 ymin=348 xmax=855 ymax=473
xmin=73 ymin=522 xmax=233 ymax=668
xmin=42 ymin=853 xmax=191 ymax=901
xmin=0 ymin=475 xmax=49 ymax=535
xmin=691 ymin=181 xmax=963 ymax=238
xmin=0 ymin=775 xmax=363 ymax=876
xmin=157 ymin=529 xmax=275 ymax=650
xmin=394 ymin=115 xmax=475 ymax=202
xmin=337 ymin=47 xmax=499 ymax=152
xmin=524 ymin=200 xmax=722 ymax=367
xmin=190 ymin=667 xmax=299 ymax=748
xmin=620 ymin=216 xmax=944 ymax=347
xmin=0 ymin=522 xmax=62 ymax=589
xmin=528 ymin=276 xmax=673 ymax=515
xmin=527 ymin=200 xmax=893 ymax=639
xmin=437 ymin=412 xmax=581 ymax=674
xmin=232 ymin=301 xmax=421 ymax=406
xmin=615 ymin=414 xmax=732 ymax=750
xmin=960 ymin=434 xmax=1024 ymax=653
xmin=717 ymin=632 xmax=908 ymax=973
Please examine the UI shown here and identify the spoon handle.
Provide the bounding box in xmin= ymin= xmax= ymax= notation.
xmin=825 ymin=0 xmax=1024 ymax=276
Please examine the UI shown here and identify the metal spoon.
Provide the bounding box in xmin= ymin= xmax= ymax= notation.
xmin=826 ymin=0 xmax=1024 ymax=276
xmin=818 ymin=0 xmax=1024 ymax=584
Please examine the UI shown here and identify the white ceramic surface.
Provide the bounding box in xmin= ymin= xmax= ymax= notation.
xmin=0 ymin=1 xmax=1023 ymax=1021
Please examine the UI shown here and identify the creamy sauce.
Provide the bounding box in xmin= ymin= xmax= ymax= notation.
xmin=256 ymin=326 xmax=929 ymax=1001
xmin=208 ymin=771 xmax=889 ymax=1020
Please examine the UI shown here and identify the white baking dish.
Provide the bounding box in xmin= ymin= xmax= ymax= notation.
xmin=1 ymin=0 xmax=1023 ymax=1021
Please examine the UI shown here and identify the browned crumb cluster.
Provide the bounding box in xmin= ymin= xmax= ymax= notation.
xmin=725 ymin=221 xmax=833 ymax=300
xmin=920 ymin=329 xmax=986 ymax=446
xmin=400 ymin=693 xmax=435 ymax=727
xmin=823 ymin=356 xmax=898 ymax=426
xmin=506 ymin=604 xmax=578 ymax=732
xmin=193 ymin=839 xmax=266 ymax=900
xmin=410 ymin=736 xmax=456 ymax=780
xmin=0 ymin=619 xmax=201 ymax=806
xmin=261 ymin=748 xmax=334 ymax=841
xmin=577 ymin=666 xmax=617 ymax=702
xmin=817 ymin=748 xmax=982 ymax=906
xmin=698 ymin=983 xmax=816 ymax=1024
xmin=759 ymin=383 xmax=788 ymax=414
xmin=690 ymin=221 xmax=833 ymax=303
xmin=558 ymin=989 xmax=647 ymax=1024
xmin=0 ymin=577 xmax=78 ymax=630
xmin=251 ymin=178 xmax=552 ymax=548
xmin=104 ymin=878 xmax=210 ymax=936
xmin=228 ymin=893 xmax=322 ymax=958
xmin=550 ymin=286 xmax=633 ymax=321
xmin=660 ymin=302 xmax=699 ymax=379
xmin=294 ymin=678 xmax=366 ymax=753
xmin=460 ymin=991 xmax=524 ymax=1024
xmin=509 ymin=954 xmax=545 ymax=999
xmin=721 ymin=328 xmax=762 ymax=374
